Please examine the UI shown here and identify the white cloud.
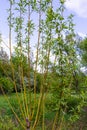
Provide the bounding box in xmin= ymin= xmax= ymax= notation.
xmin=78 ymin=32 xmax=86 ymax=38
xmin=65 ymin=0 xmax=87 ymax=18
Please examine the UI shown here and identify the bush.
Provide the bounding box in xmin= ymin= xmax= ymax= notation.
xmin=0 ymin=77 xmax=14 ymax=94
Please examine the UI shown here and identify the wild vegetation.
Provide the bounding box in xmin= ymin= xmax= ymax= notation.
xmin=0 ymin=0 xmax=87 ymax=130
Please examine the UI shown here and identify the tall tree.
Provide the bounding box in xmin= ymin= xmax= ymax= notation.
xmin=3 ymin=0 xmax=86 ymax=129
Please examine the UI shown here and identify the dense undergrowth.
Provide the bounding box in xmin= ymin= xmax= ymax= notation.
xmin=0 ymin=93 xmax=87 ymax=130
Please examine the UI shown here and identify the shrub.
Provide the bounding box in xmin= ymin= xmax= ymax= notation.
xmin=0 ymin=77 xmax=14 ymax=94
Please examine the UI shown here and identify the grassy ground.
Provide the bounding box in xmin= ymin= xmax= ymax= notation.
xmin=0 ymin=93 xmax=87 ymax=130
xmin=0 ymin=94 xmax=23 ymax=130
xmin=0 ymin=93 xmax=54 ymax=129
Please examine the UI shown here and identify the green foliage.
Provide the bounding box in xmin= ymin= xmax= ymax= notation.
xmin=0 ymin=77 xmax=14 ymax=94
xmin=79 ymin=37 xmax=87 ymax=66
xmin=0 ymin=94 xmax=24 ymax=129
xmin=0 ymin=0 xmax=87 ymax=129
xmin=0 ymin=114 xmax=23 ymax=130
xmin=0 ymin=62 xmax=9 ymax=76
xmin=66 ymin=95 xmax=84 ymax=122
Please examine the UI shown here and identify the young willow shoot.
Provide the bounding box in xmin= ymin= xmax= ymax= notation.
xmin=0 ymin=0 xmax=85 ymax=130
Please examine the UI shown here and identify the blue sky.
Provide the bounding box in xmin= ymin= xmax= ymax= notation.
xmin=0 ymin=0 xmax=87 ymax=36
xmin=0 ymin=0 xmax=87 ymax=49
xmin=0 ymin=0 xmax=9 ymax=37
xmin=65 ymin=0 xmax=87 ymax=36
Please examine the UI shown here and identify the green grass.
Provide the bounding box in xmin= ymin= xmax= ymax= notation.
xmin=0 ymin=94 xmax=22 ymax=130
xmin=0 ymin=93 xmax=55 ymax=129
xmin=0 ymin=93 xmax=87 ymax=130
